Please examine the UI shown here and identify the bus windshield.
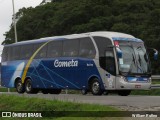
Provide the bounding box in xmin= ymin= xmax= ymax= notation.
xmin=118 ymin=41 xmax=151 ymax=75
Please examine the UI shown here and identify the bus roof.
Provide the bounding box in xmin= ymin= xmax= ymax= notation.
xmin=4 ymin=31 xmax=141 ymax=47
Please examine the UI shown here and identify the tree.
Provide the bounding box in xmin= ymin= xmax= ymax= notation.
xmin=3 ymin=0 xmax=160 ymax=73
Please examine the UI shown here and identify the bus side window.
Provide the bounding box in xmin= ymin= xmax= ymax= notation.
xmin=2 ymin=47 xmax=8 ymax=62
xmin=105 ymin=49 xmax=116 ymax=75
xmin=94 ymin=36 xmax=112 ymax=57
xmin=79 ymin=37 xmax=96 ymax=58
xmin=47 ymin=41 xmax=62 ymax=58
xmin=8 ymin=47 xmax=13 ymax=61
xmin=33 ymin=43 xmax=47 ymax=59
xmin=12 ymin=46 xmax=20 ymax=60
xmin=63 ymin=39 xmax=79 ymax=57
xmin=20 ymin=44 xmax=33 ymax=60
xmin=94 ymin=36 xmax=116 ymax=75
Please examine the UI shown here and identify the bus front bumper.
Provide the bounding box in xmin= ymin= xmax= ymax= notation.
xmin=116 ymin=76 xmax=151 ymax=90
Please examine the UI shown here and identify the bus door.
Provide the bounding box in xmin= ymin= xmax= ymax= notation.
xmin=104 ymin=48 xmax=116 ymax=90
xmin=105 ymin=48 xmax=116 ymax=89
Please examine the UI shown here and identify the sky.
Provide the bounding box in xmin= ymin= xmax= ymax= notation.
xmin=0 ymin=0 xmax=42 ymax=61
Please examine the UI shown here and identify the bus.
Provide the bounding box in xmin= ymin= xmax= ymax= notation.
xmin=1 ymin=31 xmax=158 ymax=96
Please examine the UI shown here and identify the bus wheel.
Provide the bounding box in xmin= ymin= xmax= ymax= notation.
xmin=90 ymin=78 xmax=103 ymax=95
xmin=118 ymin=90 xmax=131 ymax=96
xmin=49 ymin=89 xmax=61 ymax=94
xmin=81 ymin=89 xmax=87 ymax=95
xmin=15 ymin=79 xmax=25 ymax=93
xmin=25 ymin=79 xmax=38 ymax=94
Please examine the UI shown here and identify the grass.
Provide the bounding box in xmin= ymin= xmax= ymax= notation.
xmin=131 ymin=89 xmax=160 ymax=95
xmin=0 ymin=94 xmax=121 ymax=120
xmin=0 ymin=88 xmax=16 ymax=92
xmin=152 ymin=79 xmax=160 ymax=84
xmin=0 ymin=94 xmax=118 ymax=111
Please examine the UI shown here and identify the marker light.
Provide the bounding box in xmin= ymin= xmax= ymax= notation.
xmin=114 ymin=41 xmax=119 ymax=47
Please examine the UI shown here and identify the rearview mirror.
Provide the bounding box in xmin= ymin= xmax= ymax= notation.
xmin=147 ymin=48 xmax=158 ymax=60
xmin=153 ymin=49 xmax=158 ymax=60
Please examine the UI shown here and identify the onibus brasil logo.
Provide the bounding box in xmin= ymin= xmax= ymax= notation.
xmin=1 ymin=112 xmax=42 ymax=118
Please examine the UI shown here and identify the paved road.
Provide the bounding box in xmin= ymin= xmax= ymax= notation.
xmin=1 ymin=92 xmax=160 ymax=111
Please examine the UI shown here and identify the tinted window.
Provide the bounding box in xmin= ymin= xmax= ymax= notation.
xmin=12 ymin=46 xmax=20 ymax=60
xmin=8 ymin=47 xmax=13 ymax=61
xmin=105 ymin=48 xmax=116 ymax=75
xmin=34 ymin=43 xmax=47 ymax=59
xmin=2 ymin=47 xmax=8 ymax=62
xmin=47 ymin=41 xmax=62 ymax=58
xmin=63 ymin=39 xmax=79 ymax=57
xmin=94 ymin=37 xmax=115 ymax=75
xmin=94 ymin=36 xmax=112 ymax=57
xmin=79 ymin=37 xmax=96 ymax=58
xmin=20 ymin=44 xmax=33 ymax=59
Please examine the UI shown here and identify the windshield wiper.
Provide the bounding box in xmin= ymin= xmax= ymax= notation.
xmin=127 ymin=53 xmax=136 ymax=75
xmin=138 ymin=53 xmax=146 ymax=73
xmin=138 ymin=53 xmax=142 ymax=66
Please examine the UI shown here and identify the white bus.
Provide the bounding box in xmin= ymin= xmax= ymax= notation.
xmin=1 ymin=31 xmax=158 ymax=96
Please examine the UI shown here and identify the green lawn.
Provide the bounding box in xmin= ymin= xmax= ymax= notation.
xmin=152 ymin=79 xmax=160 ymax=84
xmin=0 ymin=94 xmax=122 ymax=120
xmin=0 ymin=88 xmax=16 ymax=92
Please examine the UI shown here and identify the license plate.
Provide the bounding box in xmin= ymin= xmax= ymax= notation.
xmin=135 ymin=85 xmax=141 ymax=88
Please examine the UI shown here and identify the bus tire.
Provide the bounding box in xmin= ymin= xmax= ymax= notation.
xmin=25 ymin=79 xmax=38 ymax=94
xmin=15 ymin=79 xmax=25 ymax=93
xmin=118 ymin=90 xmax=131 ymax=96
xmin=81 ymin=89 xmax=87 ymax=95
xmin=49 ymin=89 xmax=61 ymax=94
xmin=90 ymin=78 xmax=103 ymax=95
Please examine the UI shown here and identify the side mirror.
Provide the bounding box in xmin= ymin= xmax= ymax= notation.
xmin=147 ymin=48 xmax=158 ymax=60
xmin=116 ymin=47 xmax=122 ymax=58
xmin=153 ymin=49 xmax=158 ymax=60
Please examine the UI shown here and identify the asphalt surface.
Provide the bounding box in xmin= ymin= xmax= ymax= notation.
xmin=1 ymin=92 xmax=160 ymax=111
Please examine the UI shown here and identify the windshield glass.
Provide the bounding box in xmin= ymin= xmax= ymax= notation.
xmin=118 ymin=41 xmax=151 ymax=75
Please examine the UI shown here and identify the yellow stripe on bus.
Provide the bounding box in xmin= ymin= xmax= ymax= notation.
xmin=21 ymin=41 xmax=50 ymax=83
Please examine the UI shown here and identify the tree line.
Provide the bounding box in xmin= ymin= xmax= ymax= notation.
xmin=3 ymin=0 xmax=160 ymax=74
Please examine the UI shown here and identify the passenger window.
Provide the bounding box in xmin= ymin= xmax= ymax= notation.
xmin=2 ymin=47 xmax=8 ymax=62
xmin=34 ymin=43 xmax=47 ymax=59
xmin=20 ymin=44 xmax=33 ymax=59
xmin=79 ymin=37 xmax=96 ymax=58
xmin=63 ymin=39 xmax=79 ymax=57
xmin=8 ymin=47 xmax=13 ymax=61
xmin=47 ymin=41 xmax=62 ymax=58
xmin=12 ymin=46 xmax=20 ymax=60
xmin=94 ymin=36 xmax=112 ymax=57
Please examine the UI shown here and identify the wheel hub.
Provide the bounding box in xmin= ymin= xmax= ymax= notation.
xmin=17 ymin=82 xmax=22 ymax=91
xmin=92 ymin=82 xmax=99 ymax=93
xmin=26 ymin=82 xmax=31 ymax=92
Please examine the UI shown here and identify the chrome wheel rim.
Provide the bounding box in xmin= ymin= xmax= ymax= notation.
xmin=17 ymin=82 xmax=22 ymax=92
xmin=92 ymin=82 xmax=99 ymax=94
xmin=26 ymin=82 xmax=31 ymax=92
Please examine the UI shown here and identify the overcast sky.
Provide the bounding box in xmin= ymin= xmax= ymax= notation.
xmin=0 ymin=0 xmax=42 ymax=60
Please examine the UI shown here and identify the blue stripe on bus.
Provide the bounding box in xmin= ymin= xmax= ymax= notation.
xmin=1 ymin=58 xmax=104 ymax=90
